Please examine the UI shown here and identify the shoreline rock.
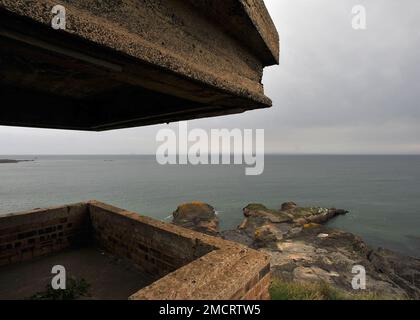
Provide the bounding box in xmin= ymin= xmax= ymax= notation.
xmin=172 ymin=201 xmax=420 ymax=299
xmin=172 ymin=202 xmax=219 ymax=236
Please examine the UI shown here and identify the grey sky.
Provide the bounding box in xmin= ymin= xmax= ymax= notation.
xmin=1 ymin=0 xmax=419 ymax=155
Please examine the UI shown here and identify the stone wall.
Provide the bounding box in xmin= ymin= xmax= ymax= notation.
xmin=0 ymin=203 xmax=90 ymax=267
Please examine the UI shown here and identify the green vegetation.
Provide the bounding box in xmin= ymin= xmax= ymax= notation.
xmin=245 ymin=203 xmax=274 ymax=212
xmin=269 ymin=279 xmax=391 ymax=300
xmin=245 ymin=203 xmax=292 ymax=222
xmin=29 ymin=278 xmax=91 ymax=300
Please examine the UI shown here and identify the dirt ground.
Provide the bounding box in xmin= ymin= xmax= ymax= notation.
xmin=0 ymin=246 xmax=155 ymax=300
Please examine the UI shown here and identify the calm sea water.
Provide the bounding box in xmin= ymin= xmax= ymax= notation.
xmin=0 ymin=155 xmax=419 ymax=258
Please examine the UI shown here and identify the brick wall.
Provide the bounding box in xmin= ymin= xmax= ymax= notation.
xmin=0 ymin=201 xmax=271 ymax=300
xmin=240 ymin=273 xmax=271 ymax=300
xmin=0 ymin=203 xmax=90 ymax=267
xmin=89 ymin=202 xmax=215 ymax=279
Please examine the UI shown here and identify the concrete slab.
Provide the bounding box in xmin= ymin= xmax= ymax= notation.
xmin=0 ymin=0 xmax=279 ymax=131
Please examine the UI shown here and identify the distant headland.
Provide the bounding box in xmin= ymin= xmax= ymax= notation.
xmin=0 ymin=159 xmax=34 ymax=164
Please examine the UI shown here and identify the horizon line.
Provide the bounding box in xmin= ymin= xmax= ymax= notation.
xmin=1 ymin=153 xmax=420 ymax=156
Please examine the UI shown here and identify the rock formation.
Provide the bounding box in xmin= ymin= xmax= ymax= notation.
xmin=172 ymin=201 xmax=420 ymax=299
xmin=172 ymin=202 xmax=219 ymax=236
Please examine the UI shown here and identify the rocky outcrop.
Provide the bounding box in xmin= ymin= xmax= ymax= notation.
xmin=172 ymin=201 xmax=420 ymax=299
xmin=281 ymin=202 xmax=297 ymax=211
xmin=172 ymin=202 xmax=219 ymax=236
xmin=267 ymin=226 xmax=420 ymax=299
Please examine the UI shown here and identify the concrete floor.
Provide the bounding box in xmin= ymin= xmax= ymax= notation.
xmin=0 ymin=246 xmax=155 ymax=300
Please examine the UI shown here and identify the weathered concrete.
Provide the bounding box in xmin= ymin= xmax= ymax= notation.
xmin=0 ymin=0 xmax=279 ymax=131
xmin=0 ymin=201 xmax=271 ymax=300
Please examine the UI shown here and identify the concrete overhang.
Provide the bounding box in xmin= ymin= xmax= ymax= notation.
xmin=0 ymin=0 xmax=279 ymax=131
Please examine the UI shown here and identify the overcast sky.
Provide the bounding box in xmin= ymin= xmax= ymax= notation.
xmin=1 ymin=0 xmax=419 ymax=155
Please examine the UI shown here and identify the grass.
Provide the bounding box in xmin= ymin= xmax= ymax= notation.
xmin=269 ymin=279 xmax=392 ymax=300
xmin=28 ymin=277 xmax=91 ymax=300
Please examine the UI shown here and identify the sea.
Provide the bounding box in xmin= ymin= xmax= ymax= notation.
xmin=1 ymin=155 xmax=419 ymax=258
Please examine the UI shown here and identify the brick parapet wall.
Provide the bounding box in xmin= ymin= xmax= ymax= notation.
xmin=89 ymin=201 xmax=214 ymax=279
xmin=0 ymin=203 xmax=90 ymax=267
xmin=0 ymin=201 xmax=271 ymax=300
xmin=129 ymin=244 xmax=271 ymax=300
xmin=241 ymin=273 xmax=271 ymax=300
